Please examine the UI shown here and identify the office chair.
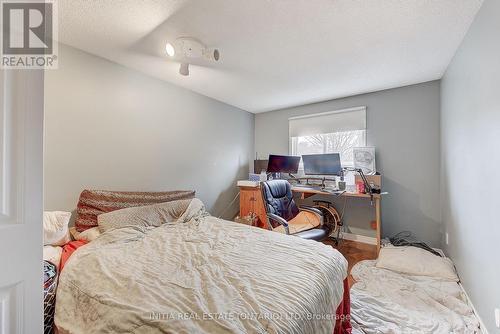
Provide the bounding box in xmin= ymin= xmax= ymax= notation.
xmin=260 ymin=180 xmax=332 ymax=241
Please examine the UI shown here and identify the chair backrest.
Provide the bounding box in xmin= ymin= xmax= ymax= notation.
xmin=261 ymin=180 xmax=299 ymax=225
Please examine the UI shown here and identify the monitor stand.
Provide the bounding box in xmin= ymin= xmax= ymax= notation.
xmin=269 ymin=173 xmax=300 ymax=181
xmin=269 ymin=172 xmax=288 ymax=180
xmin=290 ymin=176 xmax=337 ymax=190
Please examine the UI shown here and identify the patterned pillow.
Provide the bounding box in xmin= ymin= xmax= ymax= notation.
xmin=74 ymin=190 xmax=195 ymax=232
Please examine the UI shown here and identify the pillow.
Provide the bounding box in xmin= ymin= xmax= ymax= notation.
xmin=69 ymin=226 xmax=101 ymax=242
xmin=43 ymin=211 xmax=72 ymax=246
xmin=74 ymin=189 xmax=195 ymax=232
xmin=98 ymin=199 xmax=194 ymax=233
xmin=376 ymin=246 xmax=458 ymax=281
xmin=43 ymin=245 xmax=63 ymax=271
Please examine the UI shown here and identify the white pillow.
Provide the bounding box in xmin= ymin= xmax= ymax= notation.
xmin=69 ymin=226 xmax=101 ymax=242
xmin=43 ymin=211 xmax=72 ymax=246
xmin=376 ymin=246 xmax=458 ymax=281
xmin=43 ymin=245 xmax=63 ymax=271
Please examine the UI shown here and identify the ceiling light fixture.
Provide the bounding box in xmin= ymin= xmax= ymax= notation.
xmin=165 ymin=37 xmax=220 ymax=76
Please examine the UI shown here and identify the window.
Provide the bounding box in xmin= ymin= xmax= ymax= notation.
xmin=289 ymin=107 xmax=366 ymax=169
xmin=290 ymin=130 xmax=366 ymax=166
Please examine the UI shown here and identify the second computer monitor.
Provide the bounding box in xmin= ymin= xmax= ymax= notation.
xmin=302 ymin=153 xmax=342 ymax=176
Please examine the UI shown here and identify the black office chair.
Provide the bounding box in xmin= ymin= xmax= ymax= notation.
xmin=260 ymin=179 xmax=332 ymax=241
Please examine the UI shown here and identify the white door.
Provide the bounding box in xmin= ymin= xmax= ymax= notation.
xmin=0 ymin=69 xmax=44 ymax=333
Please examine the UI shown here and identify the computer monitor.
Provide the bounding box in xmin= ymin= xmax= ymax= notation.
xmin=266 ymin=155 xmax=301 ymax=174
xmin=302 ymin=153 xmax=342 ymax=176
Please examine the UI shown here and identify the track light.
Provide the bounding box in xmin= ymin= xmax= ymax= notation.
xmin=165 ymin=37 xmax=220 ymax=76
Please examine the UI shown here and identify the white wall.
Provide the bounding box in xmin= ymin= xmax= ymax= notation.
xmin=441 ymin=0 xmax=499 ymax=331
xmin=255 ymin=81 xmax=442 ymax=246
xmin=44 ymin=44 xmax=254 ymax=218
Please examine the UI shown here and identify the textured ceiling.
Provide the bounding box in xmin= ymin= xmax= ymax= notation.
xmin=58 ymin=0 xmax=483 ymax=113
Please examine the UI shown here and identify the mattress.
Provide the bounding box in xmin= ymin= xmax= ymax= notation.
xmin=55 ymin=199 xmax=348 ymax=334
xmin=350 ymin=260 xmax=480 ymax=334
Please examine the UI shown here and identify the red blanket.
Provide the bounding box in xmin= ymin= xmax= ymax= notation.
xmin=59 ymin=240 xmax=88 ymax=272
xmin=334 ymin=278 xmax=352 ymax=334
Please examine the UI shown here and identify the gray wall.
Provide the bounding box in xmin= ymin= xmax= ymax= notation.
xmin=44 ymin=44 xmax=254 ymax=218
xmin=441 ymin=0 xmax=499 ymax=331
xmin=255 ymin=81 xmax=441 ymax=245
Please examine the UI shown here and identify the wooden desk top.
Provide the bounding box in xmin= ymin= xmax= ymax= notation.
xmin=291 ymin=186 xmax=382 ymax=199
xmin=236 ymin=182 xmax=382 ymax=199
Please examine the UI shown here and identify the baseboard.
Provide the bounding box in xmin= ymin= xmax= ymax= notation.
xmin=341 ymin=232 xmax=377 ymax=245
xmin=458 ymin=281 xmax=489 ymax=334
xmin=437 ymin=249 xmax=488 ymax=333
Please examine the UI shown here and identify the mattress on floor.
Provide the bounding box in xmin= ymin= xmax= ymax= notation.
xmin=350 ymin=260 xmax=480 ymax=334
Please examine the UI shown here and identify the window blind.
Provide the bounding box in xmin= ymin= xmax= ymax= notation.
xmin=288 ymin=106 xmax=366 ymax=137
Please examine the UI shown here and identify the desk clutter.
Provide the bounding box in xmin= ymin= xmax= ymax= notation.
xmin=234 ymin=212 xmax=258 ymax=226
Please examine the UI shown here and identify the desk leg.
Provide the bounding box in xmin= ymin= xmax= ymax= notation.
xmin=375 ymin=197 xmax=381 ymax=253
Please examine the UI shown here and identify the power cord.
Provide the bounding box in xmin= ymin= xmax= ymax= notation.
xmin=338 ymin=193 xmax=349 ymax=221
xmin=389 ymin=231 xmax=442 ymax=257
xmin=336 ymin=194 xmax=349 ymax=247
xmin=217 ymin=191 xmax=240 ymax=219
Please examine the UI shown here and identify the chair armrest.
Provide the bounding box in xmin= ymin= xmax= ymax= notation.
xmin=299 ymin=206 xmax=324 ymax=226
xmin=299 ymin=205 xmax=322 ymax=215
xmin=266 ymin=213 xmax=290 ymax=235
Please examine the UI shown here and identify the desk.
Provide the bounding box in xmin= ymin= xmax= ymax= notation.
xmin=238 ymin=184 xmax=268 ymax=229
xmin=238 ymin=175 xmax=384 ymax=251
xmin=292 ymin=186 xmax=381 ymax=199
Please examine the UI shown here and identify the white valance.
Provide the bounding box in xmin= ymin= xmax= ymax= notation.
xmin=289 ymin=106 xmax=366 ymax=137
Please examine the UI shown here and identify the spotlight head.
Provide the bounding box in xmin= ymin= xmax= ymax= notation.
xmin=204 ymin=48 xmax=220 ymax=61
xmin=179 ymin=63 xmax=189 ymax=76
xmin=165 ymin=42 xmax=175 ymax=57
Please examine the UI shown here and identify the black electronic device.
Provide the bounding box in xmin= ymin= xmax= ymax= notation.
xmin=266 ymin=155 xmax=301 ymax=174
xmin=302 ymin=153 xmax=342 ymax=176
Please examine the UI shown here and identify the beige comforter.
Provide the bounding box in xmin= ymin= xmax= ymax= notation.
xmin=55 ymin=199 xmax=347 ymax=334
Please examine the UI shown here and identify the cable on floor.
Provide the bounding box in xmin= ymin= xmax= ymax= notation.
xmin=389 ymin=231 xmax=442 ymax=257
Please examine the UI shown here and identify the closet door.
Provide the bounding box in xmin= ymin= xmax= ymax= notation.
xmin=0 ymin=70 xmax=44 ymax=334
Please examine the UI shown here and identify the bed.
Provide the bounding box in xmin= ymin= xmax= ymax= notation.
xmin=54 ymin=196 xmax=349 ymax=334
